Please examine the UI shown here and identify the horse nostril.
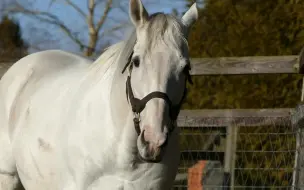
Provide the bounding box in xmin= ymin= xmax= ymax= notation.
xmin=141 ymin=130 xmax=149 ymax=146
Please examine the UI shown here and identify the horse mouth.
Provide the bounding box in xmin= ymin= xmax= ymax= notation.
xmin=136 ymin=131 xmax=166 ymax=163
xmin=137 ymin=152 xmax=162 ymax=163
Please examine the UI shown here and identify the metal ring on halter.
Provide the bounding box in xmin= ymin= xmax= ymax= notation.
xmin=133 ymin=112 xmax=141 ymax=122
xmin=133 ymin=112 xmax=141 ymax=135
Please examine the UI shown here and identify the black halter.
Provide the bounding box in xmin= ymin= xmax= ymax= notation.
xmin=122 ymin=52 xmax=192 ymax=136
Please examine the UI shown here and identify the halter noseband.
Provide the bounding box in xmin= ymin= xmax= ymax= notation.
xmin=122 ymin=52 xmax=192 ymax=136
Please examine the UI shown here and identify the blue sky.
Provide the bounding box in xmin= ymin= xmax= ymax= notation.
xmin=12 ymin=0 xmax=190 ymax=54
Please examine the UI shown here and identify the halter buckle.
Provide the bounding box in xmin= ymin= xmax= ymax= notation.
xmin=133 ymin=112 xmax=141 ymax=122
xmin=133 ymin=112 xmax=141 ymax=136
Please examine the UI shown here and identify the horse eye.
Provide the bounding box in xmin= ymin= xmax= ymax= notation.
xmin=183 ymin=63 xmax=191 ymax=73
xmin=183 ymin=64 xmax=193 ymax=85
xmin=132 ymin=56 xmax=140 ymax=67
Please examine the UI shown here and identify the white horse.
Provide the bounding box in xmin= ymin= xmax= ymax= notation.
xmin=0 ymin=0 xmax=198 ymax=189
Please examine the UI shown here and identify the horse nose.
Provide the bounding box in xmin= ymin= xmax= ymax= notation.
xmin=142 ymin=127 xmax=168 ymax=148
xmin=140 ymin=130 xmax=149 ymax=146
xmin=156 ymin=135 xmax=167 ymax=148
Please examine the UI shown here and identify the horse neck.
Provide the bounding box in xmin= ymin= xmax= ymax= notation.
xmin=109 ymin=31 xmax=137 ymax=133
xmin=107 ymin=62 xmax=140 ymax=164
xmin=110 ymin=67 xmax=130 ymax=127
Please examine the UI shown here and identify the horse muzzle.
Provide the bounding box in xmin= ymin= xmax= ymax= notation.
xmin=137 ymin=130 xmax=168 ymax=163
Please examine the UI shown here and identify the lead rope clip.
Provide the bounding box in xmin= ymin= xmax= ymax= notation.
xmin=133 ymin=112 xmax=141 ymax=135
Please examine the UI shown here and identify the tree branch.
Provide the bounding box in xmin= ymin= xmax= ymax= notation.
xmin=96 ymin=0 xmax=113 ymax=32
xmin=100 ymin=22 xmax=131 ymax=38
xmin=6 ymin=3 xmax=88 ymax=50
xmin=87 ymin=0 xmax=96 ymax=34
xmin=64 ymin=0 xmax=86 ymax=19
xmin=4 ymin=0 xmax=131 ymax=56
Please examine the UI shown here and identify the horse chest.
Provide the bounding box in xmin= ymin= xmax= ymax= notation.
xmin=86 ymin=168 xmax=166 ymax=190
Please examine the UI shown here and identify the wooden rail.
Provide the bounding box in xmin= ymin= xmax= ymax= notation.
xmin=1 ymin=53 xmax=303 ymax=76
xmin=177 ymin=108 xmax=293 ymax=127
xmin=190 ymin=55 xmax=302 ymax=75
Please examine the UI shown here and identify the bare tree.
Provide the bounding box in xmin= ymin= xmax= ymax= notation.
xmin=3 ymin=0 xmax=186 ymax=57
xmin=4 ymin=0 xmax=132 ymax=57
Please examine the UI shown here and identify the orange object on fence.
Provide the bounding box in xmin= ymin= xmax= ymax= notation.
xmin=187 ymin=160 xmax=207 ymax=190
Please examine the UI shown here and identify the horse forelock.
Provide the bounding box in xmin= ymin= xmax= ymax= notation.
xmin=144 ymin=13 xmax=188 ymax=54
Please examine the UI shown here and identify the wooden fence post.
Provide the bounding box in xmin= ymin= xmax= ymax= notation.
xmin=230 ymin=125 xmax=238 ymax=189
xmin=291 ymin=47 xmax=304 ymax=190
xmin=223 ymin=125 xmax=238 ymax=189
xmin=291 ymin=103 xmax=304 ymax=190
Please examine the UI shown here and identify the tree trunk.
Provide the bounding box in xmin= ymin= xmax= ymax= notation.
xmin=85 ymin=31 xmax=98 ymax=57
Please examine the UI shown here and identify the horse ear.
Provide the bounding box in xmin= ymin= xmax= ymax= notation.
xmin=181 ymin=3 xmax=198 ymax=30
xmin=129 ymin=0 xmax=149 ymax=27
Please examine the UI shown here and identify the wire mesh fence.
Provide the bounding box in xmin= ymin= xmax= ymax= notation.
xmin=172 ymin=116 xmax=296 ymax=190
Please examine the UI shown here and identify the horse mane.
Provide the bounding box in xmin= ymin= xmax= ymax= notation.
xmin=88 ymin=28 xmax=137 ymax=80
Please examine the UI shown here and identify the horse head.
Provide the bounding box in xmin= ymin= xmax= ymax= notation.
xmin=122 ymin=0 xmax=198 ymax=163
